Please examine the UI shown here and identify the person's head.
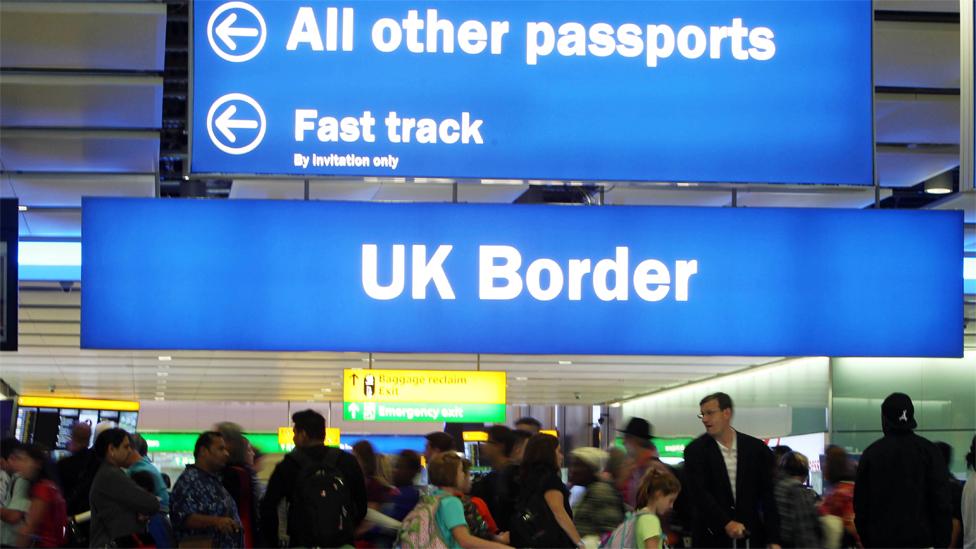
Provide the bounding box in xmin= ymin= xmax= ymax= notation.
xmin=130 ymin=432 xmax=149 ymax=458
xmin=161 ymin=473 xmax=172 ymax=490
xmin=605 ymin=447 xmax=634 ymax=489
xmin=636 ymin=467 xmax=681 ymax=516
xmin=194 ymin=431 xmax=229 ymax=473
xmin=393 ymin=449 xmax=422 ymax=487
xmin=618 ymin=417 xmax=656 ymax=460
xmin=130 ymin=470 xmax=156 ymax=494
xmin=216 ymin=422 xmax=250 ymax=466
xmin=482 ymin=425 xmax=516 ymax=467
xmin=881 ymin=392 xmax=917 ymax=434
xmin=569 ymin=447 xmax=608 ymax=487
xmin=0 ymin=437 xmax=22 ymax=473
xmin=122 ymin=434 xmax=142 ymax=468
xmin=427 ymin=451 xmax=463 ymax=489
xmin=515 ymin=417 xmax=542 ymax=436
xmin=291 ymin=409 xmax=326 ymax=447
xmin=459 ymin=458 xmax=474 ymax=494
xmin=966 ymin=435 xmax=975 ymax=472
xmin=95 ymin=428 xmax=132 ymax=468
xmin=511 ymin=429 xmax=532 ymax=462
xmin=11 ymin=444 xmax=56 ymax=487
xmin=424 ymin=431 xmax=454 ymax=462
xmin=520 ymin=433 xmax=561 ymax=481
xmin=935 ymin=442 xmax=953 ymax=472
xmin=699 ymin=392 xmax=734 ymax=438
xmin=823 ymin=445 xmax=854 ymax=484
xmin=778 ymin=451 xmax=810 ymax=483
xmin=94 ymin=421 xmax=117 ymax=442
xmin=352 ymin=440 xmax=378 ymax=478
xmin=69 ymin=422 xmax=92 ymax=453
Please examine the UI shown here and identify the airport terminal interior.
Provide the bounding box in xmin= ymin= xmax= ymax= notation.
xmin=0 ymin=0 xmax=975 ymax=548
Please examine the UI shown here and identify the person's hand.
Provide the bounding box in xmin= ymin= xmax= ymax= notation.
xmin=495 ymin=531 xmax=510 ymax=544
xmin=724 ymin=520 xmax=747 ymax=539
xmin=768 ymin=544 xmax=782 ymax=549
xmin=213 ymin=517 xmax=240 ymax=534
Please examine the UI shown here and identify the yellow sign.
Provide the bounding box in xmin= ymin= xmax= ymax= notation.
xmin=278 ymin=427 xmax=341 ymax=447
xmin=462 ymin=431 xmax=489 ymax=442
xmin=343 ymin=369 xmax=506 ymax=405
xmin=18 ymin=396 xmax=139 ymax=412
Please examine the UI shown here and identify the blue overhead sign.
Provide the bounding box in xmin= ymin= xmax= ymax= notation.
xmin=82 ymin=198 xmax=961 ymax=357
xmin=190 ymin=0 xmax=874 ymax=185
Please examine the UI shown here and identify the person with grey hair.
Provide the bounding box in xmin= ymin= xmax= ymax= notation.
xmin=216 ymin=422 xmax=260 ymax=548
xmin=126 ymin=432 xmax=169 ymax=511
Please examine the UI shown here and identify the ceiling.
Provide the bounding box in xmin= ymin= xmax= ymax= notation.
xmin=1 ymin=1 xmax=973 ymax=405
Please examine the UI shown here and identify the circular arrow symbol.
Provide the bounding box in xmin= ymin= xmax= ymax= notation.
xmin=207 ymin=1 xmax=267 ymax=63
xmin=206 ymin=93 xmax=266 ymax=155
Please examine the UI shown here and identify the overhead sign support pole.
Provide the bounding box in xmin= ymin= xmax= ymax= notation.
xmin=962 ymin=0 xmax=974 ymax=192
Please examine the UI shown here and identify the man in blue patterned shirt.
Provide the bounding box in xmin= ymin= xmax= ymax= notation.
xmin=171 ymin=431 xmax=244 ymax=548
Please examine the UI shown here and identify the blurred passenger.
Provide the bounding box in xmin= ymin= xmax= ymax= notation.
xmin=510 ymin=430 xmax=532 ymax=463
xmin=458 ymin=457 xmax=498 ymax=539
xmin=618 ymin=417 xmax=664 ymax=509
xmin=854 ymin=392 xmax=952 ymax=548
xmin=604 ymin=447 xmax=635 ymax=505
xmin=403 ymin=452 xmax=509 ymax=548
xmin=170 ymin=431 xmax=243 ymax=548
xmin=569 ymin=447 xmax=624 ymax=542
xmin=774 ymin=451 xmax=822 ymax=548
xmin=260 ymin=410 xmax=366 ymax=548
xmin=10 ymin=444 xmax=67 ymax=548
xmin=89 ymin=428 xmax=160 ymax=548
xmin=470 ymin=425 xmax=520 ymax=532
xmin=216 ymin=422 xmax=259 ymax=548
xmin=387 ymin=450 xmax=423 ymax=521
xmin=125 ymin=433 xmax=169 ymax=511
xmin=352 ymin=440 xmax=393 ymax=546
xmin=683 ymin=392 xmax=779 ymax=547
xmin=604 ymin=467 xmax=682 ymax=549
xmin=818 ymin=445 xmax=861 ymax=547
xmin=130 ymin=471 xmax=175 ymax=548
xmin=510 ymin=434 xmax=582 ymax=548
xmin=1 ymin=438 xmax=31 ymax=547
xmin=962 ymin=435 xmax=975 ymax=549
xmin=56 ymin=422 xmax=97 ymax=546
xmin=425 ymin=432 xmax=455 ymax=463
xmin=937 ymin=442 xmax=965 ymax=548
xmin=514 ymin=417 xmax=542 ymax=436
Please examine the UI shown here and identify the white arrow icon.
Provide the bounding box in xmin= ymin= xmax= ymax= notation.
xmin=207 ymin=2 xmax=267 ymax=63
xmin=215 ymin=105 xmax=258 ymax=143
xmin=215 ymin=13 xmax=259 ymax=50
xmin=206 ymin=93 xmax=266 ymax=155
xmin=348 ymin=402 xmax=360 ymax=419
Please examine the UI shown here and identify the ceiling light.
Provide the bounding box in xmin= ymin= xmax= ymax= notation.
xmin=320 ymin=388 xmax=333 ymax=393
xmin=18 ymin=205 xmax=28 ymax=212
xmin=154 ymin=396 xmax=165 ymax=401
xmin=557 ymin=360 xmax=572 ymax=365
xmin=158 ymin=356 xmax=172 ymax=361
xmin=924 ymin=172 xmax=953 ymax=195
xmin=183 ymin=175 xmax=190 ymax=181
xmin=156 ymin=372 xmax=168 ymax=377
xmin=610 ymin=402 xmax=622 ymax=408
xmin=515 ymin=376 xmax=528 ymax=381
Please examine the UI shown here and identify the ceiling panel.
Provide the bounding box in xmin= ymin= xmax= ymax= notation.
xmin=876 ymin=94 xmax=959 ymax=144
xmin=736 ymin=188 xmax=892 ymax=208
xmin=0 ymin=130 xmax=159 ymax=173
xmin=874 ymin=0 xmax=959 ymax=11
xmin=877 ymin=147 xmax=960 ymax=188
xmin=20 ymin=210 xmax=82 ymax=238
xmin=0 ymin=74 xmax=163 ymax=129
xmin=604 ymin=187 xmax=732 ymax=207
xmin=0 ymin=2 xmax=166 ymax=71
xmin=874 ymin=21 xmax=960 ymax=88
xmin=2 ymin=174 xmax=155 ymax=207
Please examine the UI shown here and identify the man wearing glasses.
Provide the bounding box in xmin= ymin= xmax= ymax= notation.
xmin=683 ymin=392 xmax=781 ymax=548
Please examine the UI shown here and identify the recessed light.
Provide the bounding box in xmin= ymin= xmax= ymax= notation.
xmin=515 ymin=376 xmax=528 ymax=381
xmin=610 ymin=402 xmax=622 ymax=408
xmin=321 ymin=388 xmax=333 ymax=393
xmin=158 ymin=356 xmax=172 ymax=362
xmin=156 ymin=372 xmax=168 ymax=377
xmin=557 ymin=360 xmax=572 ymax=365
xmin=154 ymin=397 xmax=165 ymax=401
xmin=18 ymin=205 xmax=28 ymax=212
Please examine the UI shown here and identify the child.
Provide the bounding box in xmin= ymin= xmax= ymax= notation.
xmin=603 ymin=468 xmax=681 ymax=549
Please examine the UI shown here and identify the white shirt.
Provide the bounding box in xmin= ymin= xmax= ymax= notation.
xmin=715 ymin=431 xmax=738 ymax=503
xmin=963 ymin=470 xmax=976 ymax=549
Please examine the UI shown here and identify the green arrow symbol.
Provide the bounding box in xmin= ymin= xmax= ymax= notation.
xmin=348 ymin=402 xmax=360 ymax=419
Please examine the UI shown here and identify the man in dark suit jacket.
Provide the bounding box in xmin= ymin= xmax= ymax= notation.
xmin=683 ymin=392 xmax=780 ymax=548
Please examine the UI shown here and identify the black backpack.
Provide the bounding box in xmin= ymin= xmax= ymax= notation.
xmin=509 ymin=476 xmax=573 ymax=549
xmin=289 ymin=448 xmax=354 ymax=547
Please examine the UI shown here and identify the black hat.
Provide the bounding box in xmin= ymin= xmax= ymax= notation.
xmin=882 ymin=392 xmax=917 ymax=430
xmin=617 ymin=417 xmax=654 ymax=440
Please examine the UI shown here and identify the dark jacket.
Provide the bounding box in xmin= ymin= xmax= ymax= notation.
xmin=683 ymin=431 xmax=779 ymax=547
xmin=470 ymin=462 xmax=520 ymax=531
xmin=57 ymin=448 xmax=97 ymax=516
xmin=89 ymin=462 xmax=161 ymax=548
xmin=258 ymin=445 xmax=367 ymax=548
xmin=853 ymin=430 xmax=952 ymax=548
